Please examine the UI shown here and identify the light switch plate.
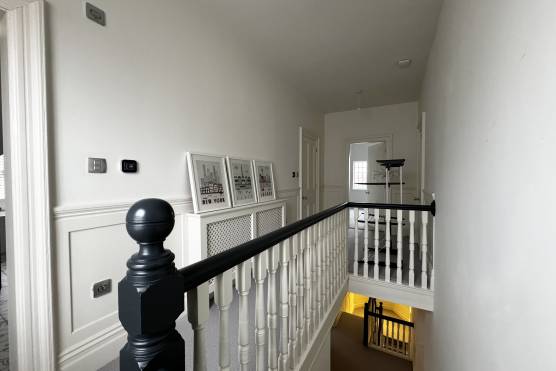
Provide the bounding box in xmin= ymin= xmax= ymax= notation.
xmin=88 ymin=157 xmax=107 ymax=173
xmin=85 ymin=2 xmax=106 ymax=26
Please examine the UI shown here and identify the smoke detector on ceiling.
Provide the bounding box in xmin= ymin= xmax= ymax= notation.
xmin=397 ymin=59 xmax=412 ymax=68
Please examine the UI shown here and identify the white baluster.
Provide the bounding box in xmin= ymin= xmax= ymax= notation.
xmin=363 ymin=209 xmax=369 ymax=278
xmin=339 ymin=211 xmax=344 ymax=280
xmin=215 ymin=271 xmax=233 ymax=371
xmin=297 ymin=230 xmax=306 ymax=354
xmin=236 ymin=262 xmax=251 ymax=371
xmin=331 ymin=214 xmax=337 ymax=292
xmin=311 ymin=225 xmax=318 ymax=332
xmin=385 ymin=209 xmax=391 ymax=282
xmin=325 ymin=218 xmax=331 ymax=307
xmin=278 ymin=240 xmax=290 ymax=371
xmin=288 ymin=236 xmax=298 ymax=370
xmin=396 ymin=210 xmax=403 ymax=284
xmin=373 ymin=208 xmax=379 ymax=280
xmin=254 ymin=252 xmax=268 ymax=371
xmin=409 ymin=211 xmax=415 ymax=287
xmin=353 ymin=208 xmax=359 ymax=276
xmin=305 ymin=226 xmax=313 ymax=342
xmin=187 ymin=283 xmax=209 ymax=371
xmin=316 ymin=222 xmax=323 ymax=323
xmin=268 ymin=245 xmax=279 ymax=371
xmin=421 ymin=211 xmax=429 ymax=289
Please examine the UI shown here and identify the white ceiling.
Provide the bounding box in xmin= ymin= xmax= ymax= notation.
xmin=198 ymin=0 xmax=443 ymax=113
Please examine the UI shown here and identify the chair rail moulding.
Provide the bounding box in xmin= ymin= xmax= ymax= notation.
xmin=52 ymin=197 xmax=192 ymax=219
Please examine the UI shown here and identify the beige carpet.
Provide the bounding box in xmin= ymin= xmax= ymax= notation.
xmin=332 ymin=313 xmax=412 ymax=371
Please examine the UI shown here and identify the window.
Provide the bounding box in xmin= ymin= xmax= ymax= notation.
xmin=352 ymin=161 xmax=367 ymax=190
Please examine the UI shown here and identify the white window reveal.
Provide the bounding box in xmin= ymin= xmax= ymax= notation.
xmin=352 ymin=161 xmax=367 ymax=190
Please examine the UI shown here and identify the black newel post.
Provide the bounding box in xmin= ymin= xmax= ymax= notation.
xmin=363 ymin=301 xmax=369 ymax=346
xmin=119 ymin=198 xmax=185 ymax=371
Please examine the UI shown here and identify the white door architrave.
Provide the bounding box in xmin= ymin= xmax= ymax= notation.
xmin=0 ymin=0 xmax=53 ymax=370
xmin=298 ymin=126 xmax=320 ymax=219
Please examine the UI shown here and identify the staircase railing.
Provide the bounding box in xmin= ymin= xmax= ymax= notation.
xmin=117 ymin=199 xmax=434 ymax=370
xmin=351 ymin=201 xmax=436 ymax=289
xmin=363 ymin=298 xmax=414 ymax=360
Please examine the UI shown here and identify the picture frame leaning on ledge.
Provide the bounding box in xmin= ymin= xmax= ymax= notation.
xmin=226 ymin=156 xmax=258 ymax=207
xmin=253 ymin=160 xmax=276 ymax=203
xmin=187 ymin=152 xmax=232 ymax=213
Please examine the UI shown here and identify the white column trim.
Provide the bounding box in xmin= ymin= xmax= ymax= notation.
xmin=2 ymin=0 xmax=54 ymax=370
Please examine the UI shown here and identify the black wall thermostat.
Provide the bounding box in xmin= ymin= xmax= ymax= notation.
xmin=122 ymin=159 xmax=138 ymax=173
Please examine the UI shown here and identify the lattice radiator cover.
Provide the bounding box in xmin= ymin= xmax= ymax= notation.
xmin=187 ymin=200 xmax=286 ymax=266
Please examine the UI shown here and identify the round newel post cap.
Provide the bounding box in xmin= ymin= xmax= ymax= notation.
xmin=126 ymin=198 xmax=175 ymax=244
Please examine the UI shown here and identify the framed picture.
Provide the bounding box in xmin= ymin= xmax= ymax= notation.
xmin=226 ymin=157 xmax=257 ymax=207
xmin=187 ymin=152 xmax=232 ymax=213
xmin=253 ymin=160 xmax=276 ymax=202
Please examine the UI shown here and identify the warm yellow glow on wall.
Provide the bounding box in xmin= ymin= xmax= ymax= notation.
xmin=341 ymin=292 xmax=368 ymax=317
xmin=341 ymin=292 xmax=413 ymax=322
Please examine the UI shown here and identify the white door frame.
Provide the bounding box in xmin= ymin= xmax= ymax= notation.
xmin=0 ymin=0 xmax=54 ymax=370
xmin=344 ymin=134 xmax=393 ymax=201
xmin=298 ymin=126 xmax=320 ymax=219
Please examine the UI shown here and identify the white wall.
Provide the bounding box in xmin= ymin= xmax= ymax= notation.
xmin=420 ymin=1 xmax=556 ymax=370
xmin=48 ymin=0 xmax=322 ymax=208
xmin=323 ymin=102 xmax=420 ymax=207
xmin=46 ymin=0 xmax=323 ymax=368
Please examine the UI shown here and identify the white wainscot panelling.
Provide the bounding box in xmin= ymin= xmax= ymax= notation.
xmin=54 ymin=198 xmax=190 ymax=371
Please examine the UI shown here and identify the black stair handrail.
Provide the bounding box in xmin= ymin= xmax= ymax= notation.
xmin=178 ymin=200 xmax=435 ymax=292
xmin=118 ymin=198 xmax=434 ymax=370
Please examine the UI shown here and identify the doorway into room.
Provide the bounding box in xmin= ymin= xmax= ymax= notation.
xmin=348 ymin=141 xmax=388 ymax=204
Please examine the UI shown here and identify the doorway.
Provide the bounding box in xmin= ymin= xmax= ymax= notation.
xmin=348 ymin=141 xmax=388 ymax=203
xmin=299 ymin=127 xmax=320 ymax=219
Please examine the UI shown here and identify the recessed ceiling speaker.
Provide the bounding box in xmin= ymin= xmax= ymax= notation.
xmin=398 ymin=59 xmax=412 ymax=68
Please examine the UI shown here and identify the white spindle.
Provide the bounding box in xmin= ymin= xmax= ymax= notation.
xmin=385 ymin=209 xmax=391 ymax=282
xmin=288 ymin=236 xmax=298 ymax=370
xmin=187 ymin=283 xmax=209 ymax=371
xmin=409 ymin=211 xmax=415 ymax=287
xmin=353 ymin=209 xmax=359 ymax=276
xmin=363 ymin=209 xmax=369 ymax=278
xmin=323 ymin=219 xmax=330 ymax=313
xmin=373 ymin=208 xmax=379 ymax=279
xmin=236 ymin=262 xmax=251 ymax=371
xmin=310 ymin=225 xmax=318 ymax=331
xmin=278 ymin=240 xmax=289 ymax=371
xmin=316 ymin=222 xmax=323 ymax=323
xmin=332 ymin=214 xmax=338 ymax=291
xmin=215 ymin=271 xmax=233 ymax=371
xmin=304 ymin=227 xmax=313 ymax=342
xmin=254 ymin=252 xmax=268 ymax=371
xmin=268 ymin=245 xmax=279 ymax=371
xmin=297 ymin=230 xmax=306 ymax=353
xmin=421 ymin=211 xmax=429 ymax=289
xmin=342 ymin=210 xmax=346 ymax=279
xmin=396 ymin=210 xmax=403 ymax=284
